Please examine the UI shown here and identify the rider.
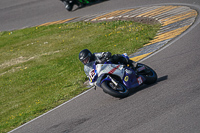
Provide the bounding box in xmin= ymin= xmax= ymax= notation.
xmin=79 ymin=49 xmax=135 ymax=77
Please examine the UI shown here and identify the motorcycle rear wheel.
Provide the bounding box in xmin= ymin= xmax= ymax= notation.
xmin=101 ymin=80 xmax=129 ymax=98
xmin=136 ymin=63 xmax=157 ymax=84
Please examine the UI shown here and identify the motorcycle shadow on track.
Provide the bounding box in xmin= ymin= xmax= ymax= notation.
xmin=124 ymin=75 xmax=168 ymax=99
xmin=73 ymin=0 xmax=109 ymax=11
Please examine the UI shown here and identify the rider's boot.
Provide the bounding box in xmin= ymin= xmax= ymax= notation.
xmin=128 ymin=60 xmax=137 ymax=70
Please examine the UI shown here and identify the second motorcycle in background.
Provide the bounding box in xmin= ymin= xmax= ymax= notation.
xmin=60 ymin=0 xmax=100 ymax=11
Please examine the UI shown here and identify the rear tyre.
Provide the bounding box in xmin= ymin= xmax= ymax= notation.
xmin=101 ymin=81 xmax=129 ymax=98
xmin=136 ymin=63 xmax=157 ymax=84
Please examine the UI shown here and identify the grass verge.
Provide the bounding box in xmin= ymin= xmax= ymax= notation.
xmin=0 ymin=20 xmax=160 ymax=133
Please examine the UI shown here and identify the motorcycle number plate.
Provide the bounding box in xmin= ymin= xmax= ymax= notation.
xmin=89 ymin=69 xmax=96 ymax=81
xmin=137 ymin=77 xmax=143 ymax=85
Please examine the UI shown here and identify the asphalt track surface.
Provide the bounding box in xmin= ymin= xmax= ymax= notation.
xmin=1 ymin=0 xmax=200 ymax=133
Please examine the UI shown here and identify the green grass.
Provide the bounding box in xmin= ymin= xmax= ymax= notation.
xmin=0 ymin=21 xmax=160 ymax=133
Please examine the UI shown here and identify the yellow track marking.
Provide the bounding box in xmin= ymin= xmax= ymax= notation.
xmin=91 ymin=9 xmax=134 ymax=21
xmin=130 ymin=52 xmax=152 ymax=62
xmin=38 ymin=18 xmax=76 ymax=27
xmin=160 ymin=10 xmax=197 ymax=26
xmin=137 ymin=6 xmax=179 ymax=17
xmin=144 ymin=25 xmax=190 ymax=46
xmin=36 ymin=6 xmax=197 ymax=62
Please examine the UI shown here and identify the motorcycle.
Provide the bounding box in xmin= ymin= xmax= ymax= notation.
xmin=60 ymin=0 xmax=99 ymax=11
xmin=88 ymin=54 xmax=157 ymax=98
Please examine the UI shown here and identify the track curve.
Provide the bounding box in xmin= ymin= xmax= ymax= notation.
xmin=1 ymin=0 xmax=200 ymax=133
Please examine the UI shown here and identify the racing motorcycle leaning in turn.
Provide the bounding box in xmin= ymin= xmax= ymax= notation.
xmin=60 ymin=0 xmax=99 ymax=11
xmin=88 ymin=53 xmax=157 ymax=98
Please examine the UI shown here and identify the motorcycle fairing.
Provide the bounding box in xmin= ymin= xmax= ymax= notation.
xmin=89 ymin=61 xmax=147 ymax=89
xmin=94 ymin=64 xmax=125 ymax=87
xmin=123 ymin=67 xmax=146 ymax=89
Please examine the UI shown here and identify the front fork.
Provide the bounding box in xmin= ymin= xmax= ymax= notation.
xmin=107 ymin=75 xmax=118 ymax=86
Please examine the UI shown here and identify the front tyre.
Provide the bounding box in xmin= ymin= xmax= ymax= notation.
xmin=64 ymin=1 xmax=73 ymax=11
xmin=66 ymin=4 xmax=73 ymax=11
xmin=101 ymin=81 xmax=129 ymax=98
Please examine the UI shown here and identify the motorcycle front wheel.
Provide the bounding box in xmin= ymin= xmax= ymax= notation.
xmin=101 ymin=81 xmax=129 ymax=98
xmin=65 ymin=3 xmax=73 ymax=11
